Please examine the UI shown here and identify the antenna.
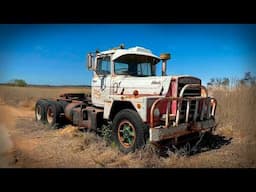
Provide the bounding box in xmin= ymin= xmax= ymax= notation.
xmin=120 ymin=44 xmax=125 ymax=49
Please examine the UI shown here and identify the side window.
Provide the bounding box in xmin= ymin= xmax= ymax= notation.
xmin=96 ymin=56 xmax=111 ymax=75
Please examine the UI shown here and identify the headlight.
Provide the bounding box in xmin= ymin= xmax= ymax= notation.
xmin=201 ymin=88 xmax=207 ymax=97
xmin=154 ymin=108 xmax=160 ymax=118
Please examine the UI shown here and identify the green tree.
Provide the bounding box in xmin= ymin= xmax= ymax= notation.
xmin=9 ymin=79 xmax=28 ymax=87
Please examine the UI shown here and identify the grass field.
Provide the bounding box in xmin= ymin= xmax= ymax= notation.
xmin=0 ymin=85 xmax=90 ymax=109
xmin=0 ymin=85 xmax=255 ymax=167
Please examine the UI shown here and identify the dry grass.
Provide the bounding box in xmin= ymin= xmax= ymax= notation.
xmin=0 ymin=85 xmax=90 ymax=109
xmin=211 ymin=86 xmax=256 ymax=139
xmin=0 ymin=84 xmax=256 ymax=167
xmin=59 ymin=125 xmax=84 ymax=138
xmin=210 ymin=85 xmax=256 ymax=164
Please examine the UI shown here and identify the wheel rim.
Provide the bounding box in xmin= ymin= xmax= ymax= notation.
xmin=117 ymin=120 xmax=136 ymax=148
xmin=36 ymin=105 xmax=42 ymax=120
xmin=47 ymin=106 xmax=54 ymax=124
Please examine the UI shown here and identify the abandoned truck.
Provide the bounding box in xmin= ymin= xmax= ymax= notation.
xmin=35 ymin=45 xmax=217 ymax=153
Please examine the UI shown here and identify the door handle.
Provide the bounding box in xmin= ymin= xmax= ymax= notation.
xmin=113 ymin=82 xmax=118 ymax=93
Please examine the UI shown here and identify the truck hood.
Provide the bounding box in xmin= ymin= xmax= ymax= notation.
xmin=112 ymin=76 xmax=172 ymax=96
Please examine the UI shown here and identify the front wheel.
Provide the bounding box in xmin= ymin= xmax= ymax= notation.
xmin=112 ymin=109 xmax=147 ymax=153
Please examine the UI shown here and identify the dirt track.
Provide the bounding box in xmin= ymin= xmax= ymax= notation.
xmin=0 ymin=105 xmax=34 ymax=167
xmin=0 ymin=104 xmax=100 ymax=168
xmin=0 ymin=103 xmax=256 ymax=168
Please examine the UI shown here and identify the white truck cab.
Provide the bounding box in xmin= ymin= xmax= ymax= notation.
xmin=85 ymin=45 xmax=217 ymax=153
xmin=90 ymin=46 xmax=165 ymax=107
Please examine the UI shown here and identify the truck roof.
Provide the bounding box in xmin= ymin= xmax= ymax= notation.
xmin=98 ymin=46 xmax=160 ymax=61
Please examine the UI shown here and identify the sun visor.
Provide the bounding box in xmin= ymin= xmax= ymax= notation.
xmin=112 ymin=47 xmax=160 ymax=61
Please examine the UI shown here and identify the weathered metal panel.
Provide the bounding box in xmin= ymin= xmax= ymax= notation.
xmin=149 ymin=119 xmax=216 ymax=142
xmin=103 ymin=99 xmax=113 ymax=119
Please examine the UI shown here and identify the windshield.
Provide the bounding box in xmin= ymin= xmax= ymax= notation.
xmin=114 ymin=54 xmax=159 ymax=77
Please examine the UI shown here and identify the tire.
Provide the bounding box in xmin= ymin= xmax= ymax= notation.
xmin=112 ymin=109 xmax=147 ymax=153
xmin=45 ymin=101 xmax=63 ymax=129
xmin=57 ymin=100 xmax=69 ymax=111
xmin=35 ymin=99 xmax=48 ymax=123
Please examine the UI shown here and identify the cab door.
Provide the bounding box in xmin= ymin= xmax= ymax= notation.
xmin=91 ymin=56 xmax=111 ymax=108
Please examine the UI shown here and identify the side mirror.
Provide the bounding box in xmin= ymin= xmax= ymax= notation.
xmin=87 ymin=53 xmax=95 ymax=70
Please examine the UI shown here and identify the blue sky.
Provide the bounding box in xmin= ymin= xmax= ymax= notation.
xmin=0 ymin=24 xmax=255 ymax=85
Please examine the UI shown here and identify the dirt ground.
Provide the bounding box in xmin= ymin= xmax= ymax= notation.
xmin=0 ymin=103 xmax=255 ymax=168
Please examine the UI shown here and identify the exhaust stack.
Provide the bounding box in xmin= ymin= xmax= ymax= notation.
xmin=160 ymin=53 xmax=171 ymax=76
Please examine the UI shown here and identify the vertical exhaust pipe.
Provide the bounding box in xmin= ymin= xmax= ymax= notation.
xmin=160 ymin=53 xmax=171 ymax=76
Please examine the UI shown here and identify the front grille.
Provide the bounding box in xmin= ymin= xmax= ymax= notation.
xmin=179 ymin=100 xmax=197 ymax=123
xmin=178 ymin=80 xmax=201 ymax=123
xmin=178 ymin=83 xmax=201 ymax=97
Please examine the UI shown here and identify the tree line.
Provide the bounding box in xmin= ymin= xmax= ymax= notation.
xmin=7 ymin=79 xmax=28 ymax=87
xmin=207 ymin=72 xmax=256 ymax=88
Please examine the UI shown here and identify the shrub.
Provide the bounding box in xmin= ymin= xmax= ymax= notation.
xmin=8 ymin=79 xmax=28 ymax=87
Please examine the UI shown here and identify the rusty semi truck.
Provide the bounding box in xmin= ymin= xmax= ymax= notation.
xmin=35 ymin=45 xmax=217 ymax=153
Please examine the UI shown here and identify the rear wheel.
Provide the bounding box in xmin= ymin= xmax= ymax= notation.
xmin=35 ymin=99 xmax=48 ymax=123
xmin=112 ymin=109 xmax=147 ymax=153
xmin=45 ymin=101 xmax=62 ymax=129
